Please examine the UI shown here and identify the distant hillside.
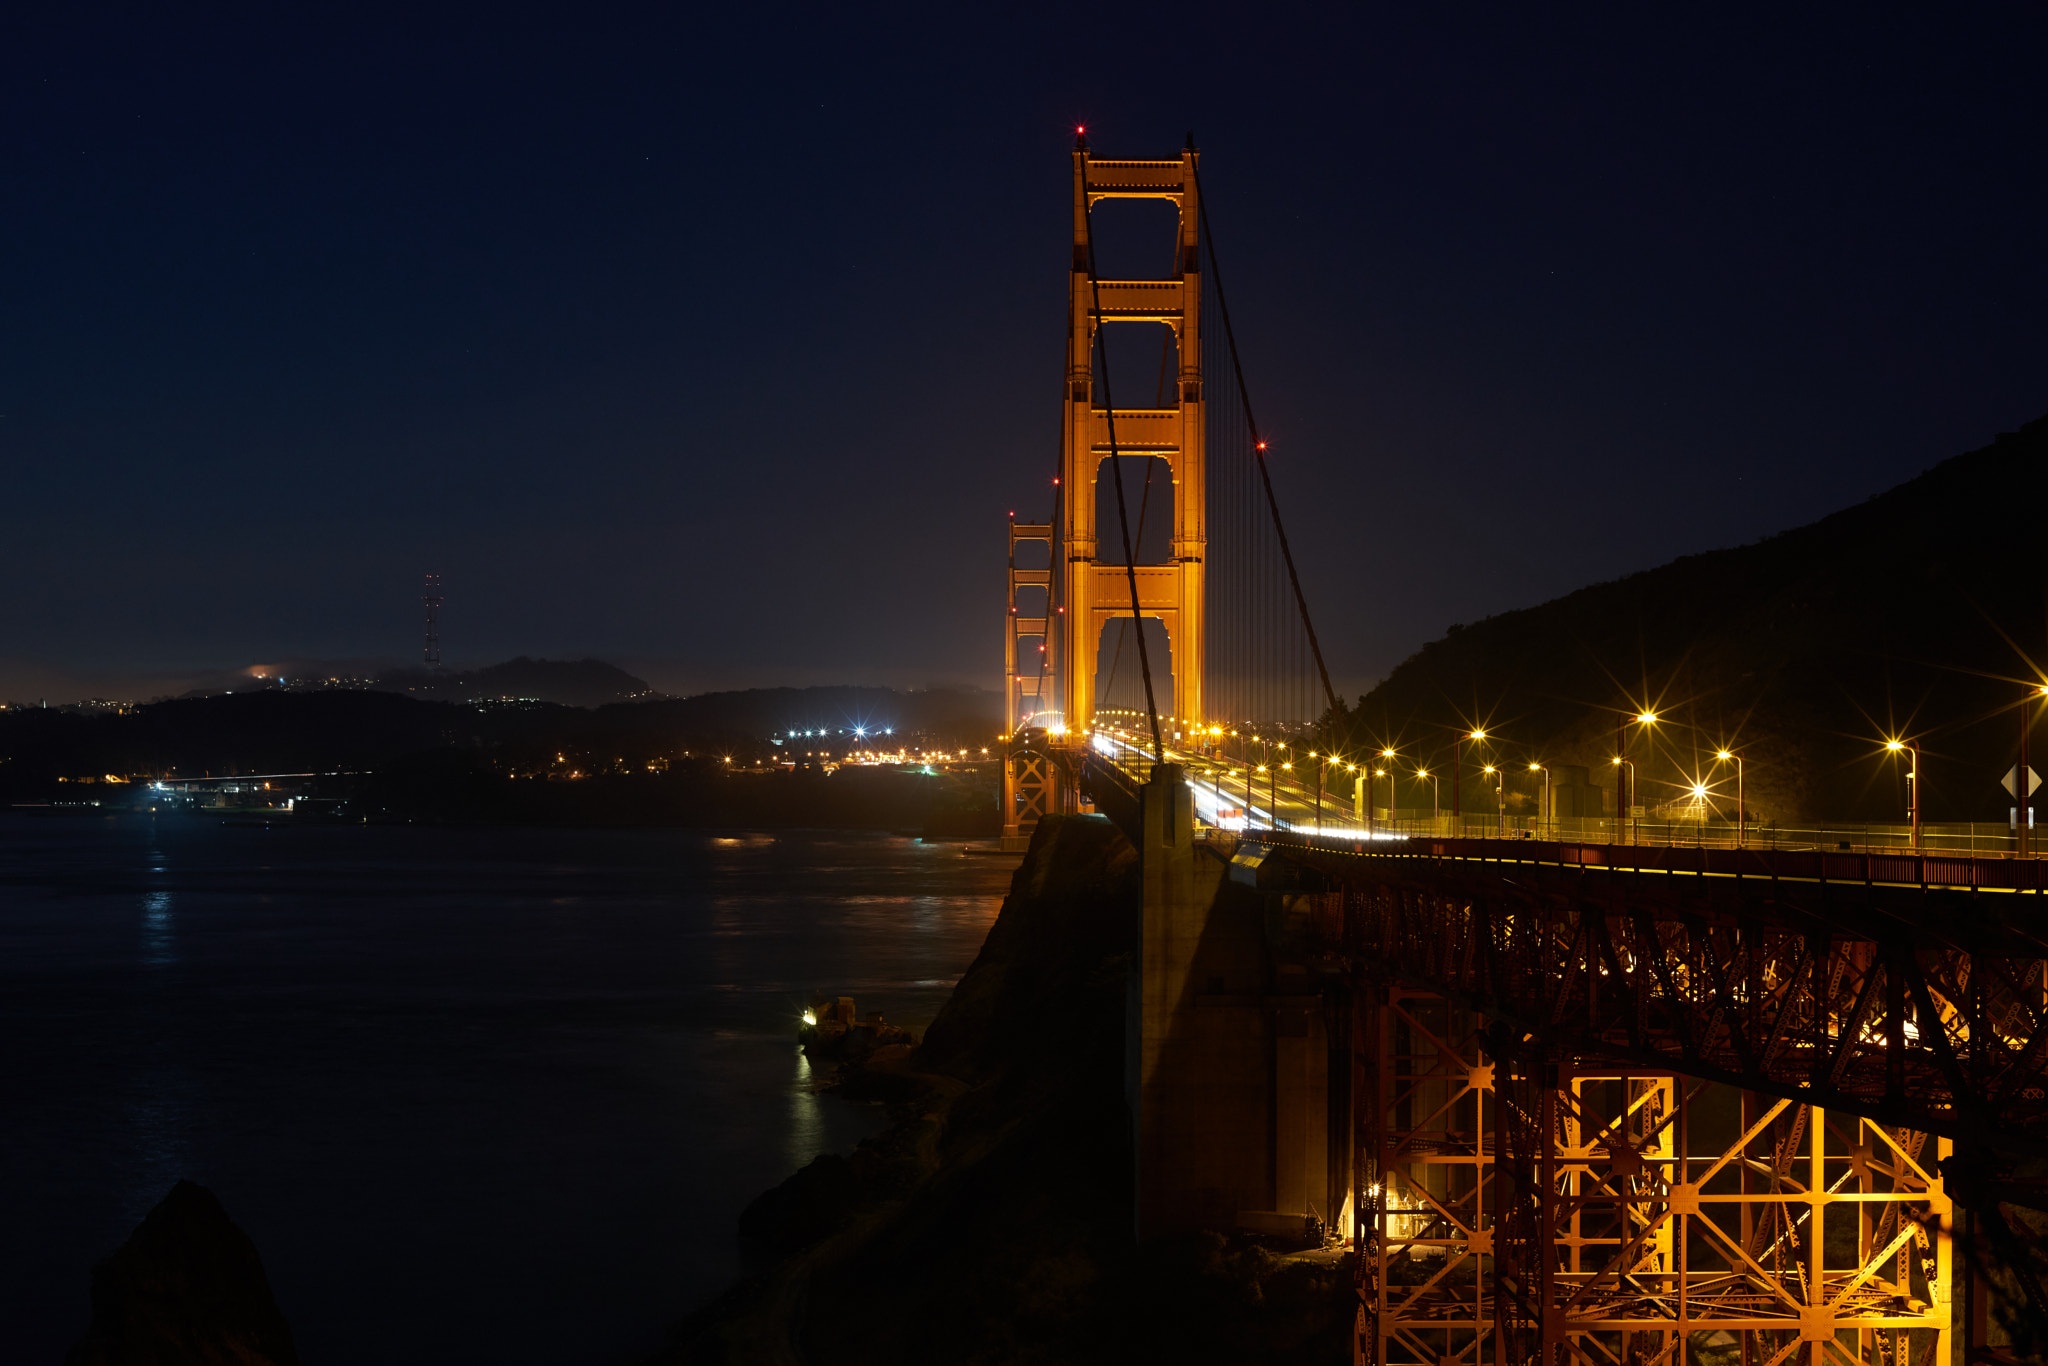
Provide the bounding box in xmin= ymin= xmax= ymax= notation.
xmin=378 ymin=656 xmax=657 ymax=707
xmin=598 ymin=685 xmax=1001 ymax=742
xmin=1334 ymin=416 xmax=2048 ymax=825
xmin=0 ymin=683 xmax=1003 ymax=794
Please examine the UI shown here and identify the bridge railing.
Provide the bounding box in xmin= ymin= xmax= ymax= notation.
xmin=1364 ymin=812 xmax=2037 ymax=856
xmin=1269 ymin=827 xmax=2048 ymax=898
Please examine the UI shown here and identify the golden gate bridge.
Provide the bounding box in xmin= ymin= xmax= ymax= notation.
xmin=1000 ymin=131 xmax=2048 ymax=1365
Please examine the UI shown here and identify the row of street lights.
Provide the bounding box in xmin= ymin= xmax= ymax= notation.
xmin=1109 ymin=685 xmax=2046 ymax=851
xmin=1876 ymin=681 xmax=2046 ymax=853
xmin=1323 ymin=712 xmax=1755 ymax=846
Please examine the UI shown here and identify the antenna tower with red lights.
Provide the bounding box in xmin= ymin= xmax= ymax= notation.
xmin=423 ymin=573 xmax=443 ymax=671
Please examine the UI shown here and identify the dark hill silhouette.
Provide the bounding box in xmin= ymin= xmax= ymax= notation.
xmin=591 ymin=685 xmax=999 ymax=743
xmin=0 ymin=684 xmax=1001 ymax=799
xmin=378 ymin=656 xmax=655 ymax=707
xmin=1334 ymin=416 xmax=2048 ymax=826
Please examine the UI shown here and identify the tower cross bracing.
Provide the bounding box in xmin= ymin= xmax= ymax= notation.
xmin=1057 ymin=138 xmax=1205 ymax=735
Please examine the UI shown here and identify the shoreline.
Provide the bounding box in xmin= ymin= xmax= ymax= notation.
xmin=653 ymin=814 xmax=1351 ymax=1366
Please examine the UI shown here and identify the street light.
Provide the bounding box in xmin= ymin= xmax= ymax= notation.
xmin=1611 ymin=756 xmax=1636 ymax=844
xmin=2022 ymin=685 xmax=2048 ymax=857
xmin=1417 ymin=768 xmax=1440 ymax=829
xmin=1615 ymin=711 xmax=1657 ymax=841
xmin=1307 ymin=751 xmax=1324 ymax=834
xmin=1482 ymin=764 xmax=1503 ymax=837
xmin=1885 ymin=739 xmax=1919 ymax=852
xmin=1455 ymin=729 xmax=1487 ymax=834
xmin=1377 ymin=748 xmax=1396 ymax=836
xmin=1528 ymin=762 xmax=1549 ymax=840
xmin=1713 ymin=750 xmax=1745 ymax=848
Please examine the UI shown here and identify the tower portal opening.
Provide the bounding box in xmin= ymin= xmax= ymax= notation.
xmin=1083 ymin=196 xmax=1182 ymax=281
xmin=1093 ymin=455 xmax=1175 ymax=565
xmin=1093 ymin=321 xmax=1181 ymax=410
xmin=1092 ymin=615 xmax=1176 ymax=722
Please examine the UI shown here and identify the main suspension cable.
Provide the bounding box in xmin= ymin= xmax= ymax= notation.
xmin=1082 ymin=158 xmax=1166 ymax=765
xmin=1100 ymin=237 xmax=1181 ymax=718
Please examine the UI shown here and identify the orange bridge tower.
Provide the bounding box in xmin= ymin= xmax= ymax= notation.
xmin=1060 ymin=134 xmax=1206 ymax=736
xmin=1004 ymin=135 xmax=1209 ymax=841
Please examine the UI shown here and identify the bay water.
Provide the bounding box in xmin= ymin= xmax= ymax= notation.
xmin=0 ymin=813 xmax=1012 ymax=1363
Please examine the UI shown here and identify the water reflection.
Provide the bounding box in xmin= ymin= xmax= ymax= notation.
xmin=120 ymin=1074 xmax=192 ymax=1213
xmin=4 ymin=818 xmax=1014 ymax=1366
xmin=141 ymin=890 xmax=175 ymax=967
xmin=787 ymin=1045 xmax=824 ymax=1170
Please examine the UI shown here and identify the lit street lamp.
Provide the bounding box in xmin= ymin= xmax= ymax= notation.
xmin=1416 ymin=768 xmax=1440 ymax=830
xmin=1308 ymin=751 xmax=1324 ymax=834
xmin=1528 ymin=762 xmax=1549 ymax=840
xmin=1455 ymin=729 xmax=1486 ymax=834
xmin=1611 ymin=756 xmax=1636 ymax=844
xmin=1713 ymin=749 xmax=1745 ymax=848
xmin=1885 ymin=739 xmax=1919 ymax=851
xmin=1376 ymin=748 xmax=1396 ymax=836
xmin=1614 ymin=711 xmax=1656 ymax=841
xmin=2023 ymin=685 xmax=2048 ymax=857
xmin=1482 ymin=764 xmax=1503 ymax=837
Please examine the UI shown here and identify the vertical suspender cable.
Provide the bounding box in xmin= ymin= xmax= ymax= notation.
xmin=1101 ymin=238 xmax=1180 ymax=717
xmin=1082 ymin=171 xmax=1167 ymax=765
xmin=1194 ymin=166 xmax=1342 ymax=722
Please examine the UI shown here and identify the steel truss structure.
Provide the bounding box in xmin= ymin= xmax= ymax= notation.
xmin=1297 ymin=837 xmax=2048 ymax=1146
xmin=1297 ymin=836 xmax=2048 ymax=1363
xmin=1356 ymin=988 xmax=1954 ymax=1365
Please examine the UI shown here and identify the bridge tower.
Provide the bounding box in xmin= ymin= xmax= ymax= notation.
xmin=1058 ymin=133 xmax=1205 ymax=735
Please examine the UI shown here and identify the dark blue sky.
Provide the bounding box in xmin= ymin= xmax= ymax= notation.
xmin=6 ymin=4 xmax=2045 ymax=700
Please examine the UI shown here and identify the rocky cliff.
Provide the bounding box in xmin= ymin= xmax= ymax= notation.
xmin=655 ymin=814 xmax=1351 ymax=1365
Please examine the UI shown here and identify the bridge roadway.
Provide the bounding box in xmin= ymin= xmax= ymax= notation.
xmin=1082 ymin=730 xmax=2048 ymax=1162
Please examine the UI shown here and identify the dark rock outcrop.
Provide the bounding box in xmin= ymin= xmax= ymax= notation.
xmin=66 ymin=1180 xmax=300 ymax=1366
xmin=657 ymin=813 xmax=1352 ymax=1366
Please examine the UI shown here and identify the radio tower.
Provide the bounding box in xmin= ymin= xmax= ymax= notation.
xmin=423 ymin=573 xmax=443 ymax=671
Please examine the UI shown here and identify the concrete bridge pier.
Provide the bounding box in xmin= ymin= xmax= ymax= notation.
xmin=1134 ymin=763 xmax=1346 ymax=1242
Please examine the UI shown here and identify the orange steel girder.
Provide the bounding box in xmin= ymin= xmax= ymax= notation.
xmin=1287 ymin=838 xmax=2048 ymax=1148
xmin=1355 ymin=988 xmax=1958 ymax=1366
xmin=1002 ymin=741 xmax=1060 ymax=842
xmin=1003 ymin=517 xmax=1054 ymax=736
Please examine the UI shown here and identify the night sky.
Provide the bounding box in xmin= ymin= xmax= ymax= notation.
xmin=7 ymin=5 xmax=2046 ymax=703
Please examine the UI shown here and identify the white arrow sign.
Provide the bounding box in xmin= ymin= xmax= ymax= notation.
xmin=2001 ymin=765 xmax=2041 ymax=798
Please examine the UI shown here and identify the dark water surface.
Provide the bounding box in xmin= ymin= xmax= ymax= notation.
xmin=0 ymin=814 xmax=1012 ymax=1364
